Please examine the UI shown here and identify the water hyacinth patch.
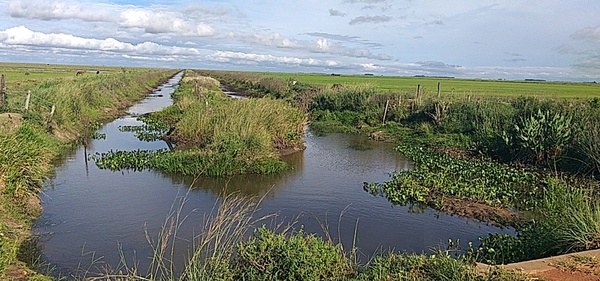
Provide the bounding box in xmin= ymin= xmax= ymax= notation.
xmin=365 ymin=144 xmax=543 ymax=212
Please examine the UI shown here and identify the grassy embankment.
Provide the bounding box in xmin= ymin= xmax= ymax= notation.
xmin=200 ymin=71 xmax=600 ymax=265
xmin=0 ymin=63 xmax=178 ymax=279
xmin=91 ymin=70 xmax=307 ymax=176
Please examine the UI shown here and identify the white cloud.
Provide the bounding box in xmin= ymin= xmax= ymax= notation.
xmin=119 ymin=9 xmax=213 ymax=36
xmin=7 ymin=0 xmax=114 ymax=21
xmin=316 ymin=38 xmax=331 ymax=51
xmin=207 ymin=50 xmax=342 ymax=68
xmin=329 ymin=9 xmax=347 ymax=17
xmin=7 ymin=0 xmax=215 ymax=37
xmin=343 ymin=0 xmax=387 ymax=4
xmin=0 ymin=26 xmax=201 ymax=56
xmin=234 ymin=32 xmax=300 ymax=48
xmin=358 ymin=63 xmax=384 ymax=71
xmin=571 ymin=26 xmax=600 ymax=42
xmin=225 ymin=32 xmax=391 ymax=60
xmin=349 ymin=15 xmax=392 ymax=25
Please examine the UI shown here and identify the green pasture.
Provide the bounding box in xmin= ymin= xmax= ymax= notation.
xmin=265 ymin=72 xmax=600 ymax=100
xmin=0 ymin=62 xmax=131 ymax=93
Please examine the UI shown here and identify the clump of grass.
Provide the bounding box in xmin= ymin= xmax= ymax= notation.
xmin=478 ymin=179 xmax=600 ymax=264
xmin=0 ymin=124 xmax=61 ymax=200
xmin=533 ymin=179 xmax=600 ymax=254
xmin=234 ymin=226 xmax=354 ymax=281
xmin=354 ymin=252 xmax=479 ymax=281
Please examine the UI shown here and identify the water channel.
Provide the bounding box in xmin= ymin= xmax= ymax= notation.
xmin=34 ymin=72 xmax=512 ymax=275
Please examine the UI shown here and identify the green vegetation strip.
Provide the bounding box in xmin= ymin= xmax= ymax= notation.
xmin=91 ymin=70 xmax=307 ymax=176
xmin=267 ymin=72 xmax=600 ymax=100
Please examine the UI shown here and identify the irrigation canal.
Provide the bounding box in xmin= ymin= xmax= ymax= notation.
xmin=33 ymin=72 xmax=513 ymax=275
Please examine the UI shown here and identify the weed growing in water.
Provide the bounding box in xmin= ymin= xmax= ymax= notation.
xmin=364 ymin=144 xmax=543 ymax=212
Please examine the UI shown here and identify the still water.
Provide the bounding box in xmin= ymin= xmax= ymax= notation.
xmin=34 ymin=73 xmax=511 ymax=275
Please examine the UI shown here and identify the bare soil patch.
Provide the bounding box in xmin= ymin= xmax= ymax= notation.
xmin=532 ymin=268 xmax=600 ymax=281
xmin=480 ymin=250 xmax=600 ymax=281
xmin=435 ymin=196 xmax=524 ymax=227
xmin=0 ymin=113 xmax=22 ymax=133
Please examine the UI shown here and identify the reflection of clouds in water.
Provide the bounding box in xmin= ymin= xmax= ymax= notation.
xmin=126 ymin=72 xmax=183 ymax=116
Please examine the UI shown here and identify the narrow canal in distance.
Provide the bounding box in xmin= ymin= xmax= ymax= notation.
xmin=34 ymin=72 xmax=513 ymax=276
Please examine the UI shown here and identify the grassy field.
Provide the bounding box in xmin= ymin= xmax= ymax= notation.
xmin=264 ymin=72 xmax=600 ymax=100
xmin=1 ymin=62 xmax=126 ymax=93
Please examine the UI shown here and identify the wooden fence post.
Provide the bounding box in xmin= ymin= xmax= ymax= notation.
xmin=25 ymin=90 xmax=31 ymax=110
xmin=437 ymin=82 xmax=441 ymax=98
xmin=46 ymin=105 xmax=56 ymax=131
xmin=0 ymin=74 xmax=5 ymax=107
xmin=49 ymin=105 xmax=55 ymax=122
xmin=382 ymin=99 xmax=390 ymax=126
xmin=416 ymin=84 xmax=421 ymax=107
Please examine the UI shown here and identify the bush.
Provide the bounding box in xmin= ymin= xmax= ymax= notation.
xmin=353 ymin=252 xmax=480 ymax=281
xmin=234 ymin=227 xmax=353 ymax=281
xmin=310 ymin=84 xmax=374 ymax=113
xmin=478 ymin=179 xmax=600 ymax=264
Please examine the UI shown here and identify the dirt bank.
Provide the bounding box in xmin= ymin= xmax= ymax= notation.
xmin=478 ymin=249 xmax=600 ymax=281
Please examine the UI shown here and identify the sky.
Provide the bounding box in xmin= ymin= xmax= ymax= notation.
xmin=0 ymin=0 xmax=599 ymax=81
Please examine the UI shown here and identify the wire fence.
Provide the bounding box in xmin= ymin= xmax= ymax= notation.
xmin=1 ymin=73 xmax=57 ymax=128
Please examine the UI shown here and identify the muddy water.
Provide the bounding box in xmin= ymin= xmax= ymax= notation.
xmin=34 ymin=74 xmax=512 ymax=275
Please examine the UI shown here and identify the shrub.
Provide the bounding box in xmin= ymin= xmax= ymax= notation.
xmin=234 ymin=227 xmax=352 ymax=281
xmin=478 ymin=179 xmax=600 ymax=264
xmin=512 ymin=109 xmax=573 ymax=164
xmin=353 ymin=252 xmax=480 ymax=281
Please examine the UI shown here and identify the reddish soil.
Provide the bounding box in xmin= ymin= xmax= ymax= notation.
xmin=435 ymin=196 xmax=524 ymax=227
xmin=479 ymin=249 xmax=600 ymax=281
xmin=532 ymin=268 xmax=600 ymax=281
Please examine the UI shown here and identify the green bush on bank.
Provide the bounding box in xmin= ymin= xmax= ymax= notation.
xmin=234 ymin=227 xmax=353 ymax=281
xmin=478 ymin=179 xmax=600 ymax=264
xmin=0 ymin=124 xmax=62 ymax=199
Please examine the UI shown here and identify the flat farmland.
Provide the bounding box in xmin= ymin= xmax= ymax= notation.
xmin=266 ymin=72 xmax=600 ymax=100
xmin=0 ymin=62 xmax=121 ymax=93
